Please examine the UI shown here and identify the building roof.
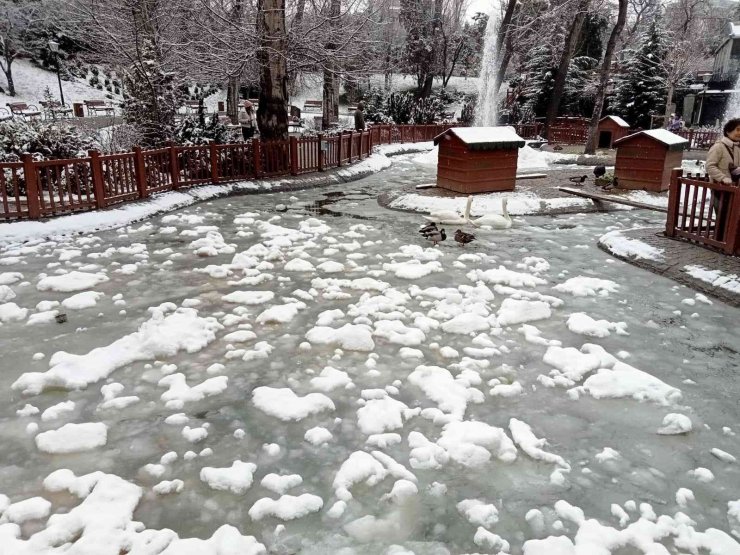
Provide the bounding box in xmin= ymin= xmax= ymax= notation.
xmin=433 ymin=126 xmax=526 ymax=150
xmin=600 ymin=115 xmax=630 ymax=128
xmin=613 ymin=129 xmax=689 ymax=151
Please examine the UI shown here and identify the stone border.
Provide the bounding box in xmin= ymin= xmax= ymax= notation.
xmin=598 ymin=227 xmax=740 ymax=308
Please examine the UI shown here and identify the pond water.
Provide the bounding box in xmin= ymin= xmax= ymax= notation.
xmin=0 ymin=153 xmax=738 ymax=555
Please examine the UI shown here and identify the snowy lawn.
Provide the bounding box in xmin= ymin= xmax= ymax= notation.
xmin=0 ymin=153 xmax=739 ymax=554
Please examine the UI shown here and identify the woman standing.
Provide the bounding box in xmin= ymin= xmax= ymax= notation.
xmin=706 ymin=118 xmax=740 ymax=240
xmin=241 ymin=101 xmax=258 ymax=140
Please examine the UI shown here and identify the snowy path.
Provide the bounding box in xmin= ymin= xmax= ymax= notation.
xmin=1 ymin=153 xmax=739 ymax=555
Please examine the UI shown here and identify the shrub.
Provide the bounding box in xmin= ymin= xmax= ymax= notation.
xmin=174 ymin=114 xmax=229 ymax=145
xmin=0 ymin=119 xmax=96 ymax=162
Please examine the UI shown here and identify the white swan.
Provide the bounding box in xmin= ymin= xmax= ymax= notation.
xmin=423 ymin=195 xmax=473 ymax=225
xmin=468 ymin=198 xmax=512 ymax=229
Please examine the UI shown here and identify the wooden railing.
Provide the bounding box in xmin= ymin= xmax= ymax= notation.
xmin=666 ymin=169 xmax=740 ymax=255
xmin=513 ymin=123 xmax=544 ymax=139
xmin=0 ymin=123 xmax=456 ymax=222
xmin=548 ymin=126 xmax=589 ymax=145
xmin=675 ymin=129 xmax=721 ymax=151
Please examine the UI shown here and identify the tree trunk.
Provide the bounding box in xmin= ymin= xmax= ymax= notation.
xmin=544 ymin=0 xmax=590 ymax=139
xmin=584 ymin=0 xmax=628 ymax=154
xmin=490 ymin=0 xmax=517 ymax=96
xmin=3 ymin=65 xmax=15 ymax=96
xmin=287 ymin=0 xmax=306 ymax=94
xmin=420 ymin=74 xmax=434 ymax=98
xmin=416 ymin=0 xmax=443 ymax=98
xmin=227 ymin=76 xmax=240 ymax=124
xmin=663 ymin=83 xmax=675 ymax=119
xmin=257 ymin=0 xmax=289 ymax=141
xmin=322 ymin=0 xmax=341 ymax=130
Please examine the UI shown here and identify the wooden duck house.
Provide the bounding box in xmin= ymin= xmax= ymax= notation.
xmin=433 ymin=127 xmax=526 ymax=193
xmin=613 ymin=129 xmax=689 ymax=192
xmin=597 ymin=116 xmax=631 ymax=149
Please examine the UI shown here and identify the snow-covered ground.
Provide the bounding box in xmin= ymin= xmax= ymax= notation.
xmin=1 ymin=152 xmax=739 ymax=555
xmin=0 ymin=59 xmax=119 ymax=111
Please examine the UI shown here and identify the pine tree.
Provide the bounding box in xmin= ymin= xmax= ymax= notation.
xmin=514 ymin=43 xmax=557 ymax=120
xmin=121 ymin=38 xmax=179 ymax=148
xmin=612 ymin=18 xmax=669 ymax=129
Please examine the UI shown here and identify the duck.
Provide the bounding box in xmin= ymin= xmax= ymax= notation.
xmin=422 ymin=228 xmax=446 ymax=246
xmin=454 ymin=229 xmax=475 ymax=247
xmin=568 ymin=175 xmax=588 ymax=183
xmin=467 ymin=198 xmax=512 ymax=229
xmin=593 ymin=165 xmax=606 ymax=178
xmin=423 ymin=195 xmax=473 ymax=225
xmin=418 ymin=222 xmax=438 ymax=235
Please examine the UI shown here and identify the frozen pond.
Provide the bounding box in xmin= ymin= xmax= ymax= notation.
xmin=0 ymin=153 xmax=739 ymax=555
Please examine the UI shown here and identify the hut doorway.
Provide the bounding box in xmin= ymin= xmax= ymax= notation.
xmin=598 ymin=130 xmax=613 ymax=149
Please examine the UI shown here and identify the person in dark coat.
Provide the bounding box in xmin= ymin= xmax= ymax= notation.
xmin=354 ymin=102 xmax=365 ymax=131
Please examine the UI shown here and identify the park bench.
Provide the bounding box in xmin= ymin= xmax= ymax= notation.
xmin=84 ymin=100 xmax=115 ymax=116
xmin=7 ymin=102 xmax=42 ymax=121
xmin=347 ymin=105 xmax=357 ymax=114
xmin=39 ymin=100 xmax=73 ymax=119
xmin=303 ymin=100 xmax=323 ymax=113
xmin=185 ymin=100 xmax=209 ymax=114
xmin=0 ymin=107 xmax=12 ymax=122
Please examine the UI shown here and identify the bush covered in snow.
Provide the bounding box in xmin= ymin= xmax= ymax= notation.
xmin=362 ymin=88 xmax=450 ymax=124
xmin=174 ymin=113 xmax=229 ymax=145
xmin=0 ymin=119 xmax=97 ymax=162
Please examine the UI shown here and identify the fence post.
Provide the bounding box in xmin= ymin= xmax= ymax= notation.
xmin=665 ymin=168 xmax=682 ymax=238
xmin=210 ymin=142 xmax=219 ymax=184
xmin=337 ymin=132 xmax=343 ymax=167
xmin=88 ymin=149 xmax=106 ymax=209
xmin=358 ymin=132 xmax=364 ymax=160
xmin=367 ymin=129 xmax=373 ymax=156
xmin=252 ymin=138 xmax=262 ymax=178
xmin=168 ymin=142 xmax=180 ymax=189
xmin=133 ymin=147 xmax=148 ymax=198
xmin=290 ymin=136 xmax=299 ymax=176
xmin=317 ymin=133 xmax=324 ymax=172
xmin=347 ymin=131 xmax=353 ymax=162
xmin=22 ymin=154 xmax=41 ymax=219
xmin=724 ymin=188 xmax=740 ymax=255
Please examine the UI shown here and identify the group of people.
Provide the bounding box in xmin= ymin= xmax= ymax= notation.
xmin=237 ymin=100 xmax=367 ymax=139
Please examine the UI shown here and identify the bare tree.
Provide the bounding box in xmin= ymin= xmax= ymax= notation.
xmin=584 ymin=0 xmax=628 ymax=154
xmin=0 ymin=0 xmax=41 ymax=96
xmin=256 ymin=0 xmax=289 ymax=140
xmin=544 ymin=0 xmax=591 ymax=137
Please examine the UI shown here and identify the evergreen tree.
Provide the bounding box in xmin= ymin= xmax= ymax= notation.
xmin=514 ymin=43 xmax=556 ymax=120
xmin=612 ymin=18 xmax=669 ymax=129
xmin=121 ymin=38 xmax=179 ymax=148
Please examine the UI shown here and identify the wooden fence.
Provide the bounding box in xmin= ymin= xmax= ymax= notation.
xmin=1 ymin=124 xmax=454 ymax=222
xmin=666 ymin=169 xmax=740 ymax=255
xmin=675 ymin=129 xmax=721 ymax=151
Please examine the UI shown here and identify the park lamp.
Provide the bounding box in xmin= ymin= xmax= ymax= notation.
xmin=48 ymin=40 xmax=59 ymax=53
xmin=48 ymin=40 xmax=65 ymax=107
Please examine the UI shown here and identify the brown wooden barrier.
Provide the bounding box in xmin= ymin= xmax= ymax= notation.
xmin=0 ymin=124 xmax=457 ymax=222
xmin=675 ymin=129 xmax=721 ymax=151
xmin=0 ymin=162 xmax=27 ymax=221
xmin=666 ymin=169 xmax=740 ymax=255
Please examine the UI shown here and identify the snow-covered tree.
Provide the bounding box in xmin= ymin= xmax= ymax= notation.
xmin=0 ymin=0 xmax=42 ymax=96
xmin=612 ymin=18 xmax=669 ymax=129
xmin=121 ymin=38 xmax=180 ymax=147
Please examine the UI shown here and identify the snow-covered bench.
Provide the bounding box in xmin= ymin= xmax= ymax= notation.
xmin=40 ymin=100 xmax=73 ymax=119
xmin=7 ymin=102 xmax=42 ymax=121
xmin=303 ymin=100 xmax=323 ymax=113
xmin=84 ymin=100 xmax=115 ymax=117
xmin=0 ymin=107 xmax=12 ymax=122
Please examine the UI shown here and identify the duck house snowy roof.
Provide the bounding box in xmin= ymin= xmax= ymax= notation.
xmin=599 ymin=115 xmax=630 ymax=128
xmin=613 ymin=129 xmax=688 ymax=151
xmin=433 ymin=126 xmax=526 ymax=150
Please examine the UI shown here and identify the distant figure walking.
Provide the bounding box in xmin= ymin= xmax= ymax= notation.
xmin=706 ymin=118 xmax=740 ymax=240
xmin=354 ymin=102 xmax=365 ymax=132
xmin=241 ymin=100 xmax=257 ymax=140
xmin=667 ymin=114 xmax=682 ymax=133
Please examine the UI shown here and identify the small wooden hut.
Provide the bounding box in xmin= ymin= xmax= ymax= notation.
xmin=433 ymin=127 xmax=526 ymax=193
xmin=613 ymin=129 xmax=689 ymax=192
xmin=597 ymin=116 xmax=631 ymax=149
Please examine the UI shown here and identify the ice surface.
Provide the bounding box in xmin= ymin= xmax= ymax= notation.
xmin=0 ymin=150 xmax=738 ymax=554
